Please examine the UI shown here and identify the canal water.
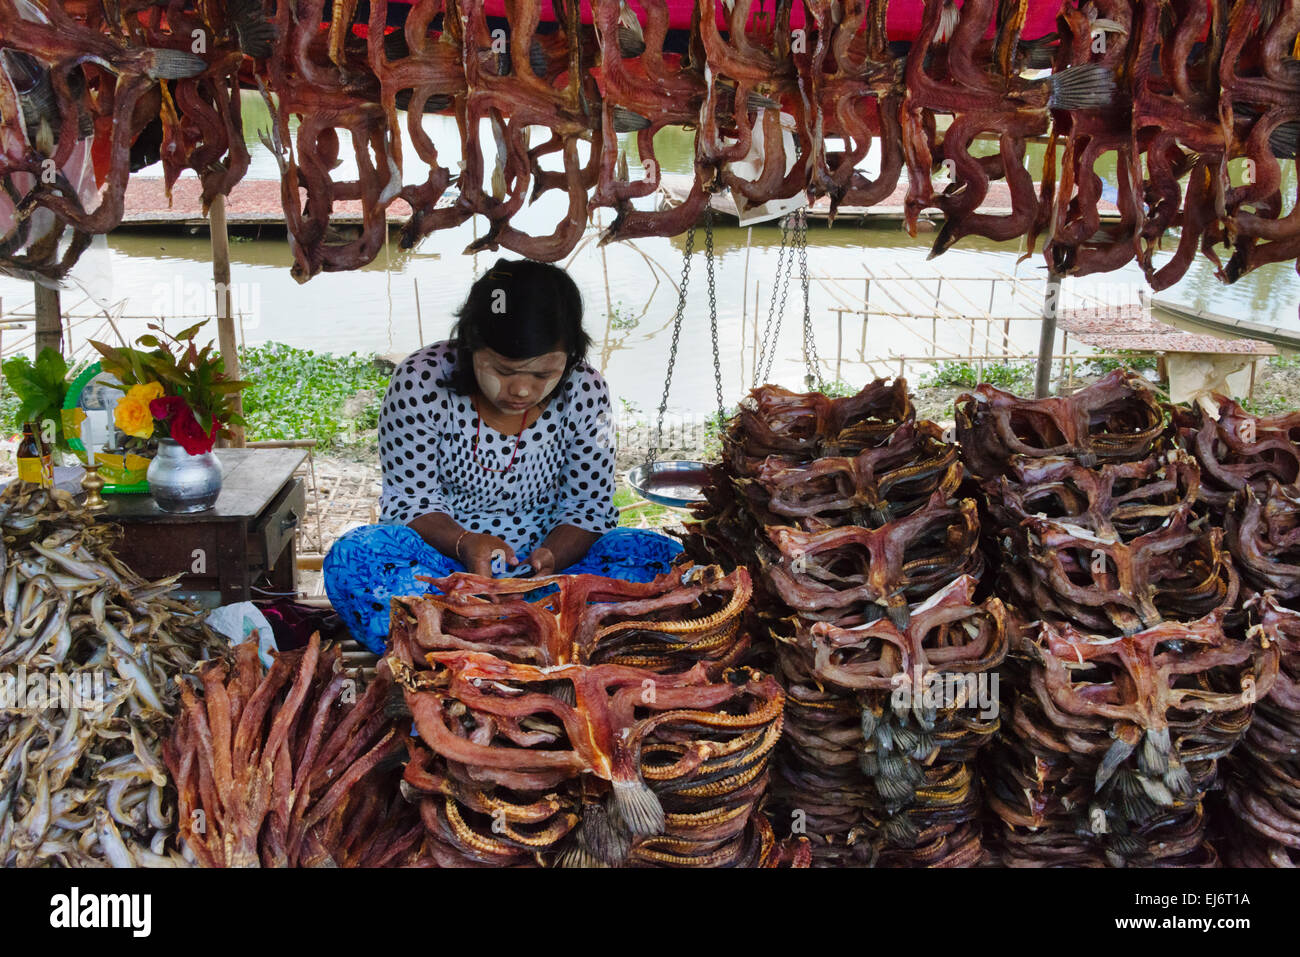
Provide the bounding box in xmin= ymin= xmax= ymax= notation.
xmin=2 ymin=93 xmax=1296 ymax=420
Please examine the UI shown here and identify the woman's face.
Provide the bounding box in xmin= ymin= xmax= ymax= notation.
xmin=472 ymin=347 xmax=569 ymax=417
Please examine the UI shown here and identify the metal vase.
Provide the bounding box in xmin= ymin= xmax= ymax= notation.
xmin=147 ymin=437 xmax=222 ymax=513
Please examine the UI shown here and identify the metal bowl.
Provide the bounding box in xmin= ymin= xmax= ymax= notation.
xmin=625 ymin=460 xmax=712 ymax=508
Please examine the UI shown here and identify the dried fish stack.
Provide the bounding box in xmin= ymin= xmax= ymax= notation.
xmin=0 ymin=482 xmax=225 ymax=866
xmin=1176 ymin=398 xmax=1300 ymax=518
xmin=683 ymin=379 xmax=1006 ymax=867
xmin=964 ymin=373 xmax=1274 ymax=866
xmin=165 ymin=634 xmax=424 ymax=867
xmin=1214 ymin=595 xmax=1300 ymax=867
xmin=388 ymin=567 xmax=790 ymax=867
xmin=1162 ymin=395 xmax=1300 ymax=865
xmin=1216 ymin=477 xmax=1300 ymax=866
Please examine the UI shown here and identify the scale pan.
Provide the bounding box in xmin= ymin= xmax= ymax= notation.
xmin=626 ymin=460 xmax=712 ymax=508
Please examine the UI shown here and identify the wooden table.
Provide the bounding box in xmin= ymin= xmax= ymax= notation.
xmin=99 ymin=448 xmax=308 ymax=608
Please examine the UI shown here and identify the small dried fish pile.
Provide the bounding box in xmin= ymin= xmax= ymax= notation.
xmin=682 ymin=379 xmax=1005 ymax=867
xmin=0 ymin=481 xmax=224 ymax=867
xmin=964 ymin=373 xmax=1275 ymax=866
xmin=165 ymin=633 xmax=421 ymax=867
xmin=388 ymin=567 xmax=790 ymax=867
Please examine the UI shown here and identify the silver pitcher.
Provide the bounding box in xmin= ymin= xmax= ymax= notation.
xmin=147 ymin=438 xmax=223 ymax=513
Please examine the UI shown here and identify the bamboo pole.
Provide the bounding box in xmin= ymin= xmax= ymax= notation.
xmin=1035 ymin=272 xmax=1062 ymax=398
xmin=836 ymin=308 xmax=843 ymax=384
xmin=34 ymin=283 xmax=61 ymax=356
xmin=598 ymin=209 xmax=614 ymax=374
xmin=211 ymin=194 xmax=246 ymax=447
xmin=413 ymin=277 xmax=425 ymax=346
xmin=931 ymin=278 xmax=941 ymax=357
xmin=860 ymin=279 xmax=869 ymax=359
xmin=742 ymin=226 xmax=752 ymax=321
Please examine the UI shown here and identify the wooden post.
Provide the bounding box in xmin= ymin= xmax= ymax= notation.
xmin=1035 ymin=271 xmax=1062 ymax=398
xmin=211 ymin=194 xmax=246 ymax=447
xmin=34 ymin=283 xmax=61 ymax=355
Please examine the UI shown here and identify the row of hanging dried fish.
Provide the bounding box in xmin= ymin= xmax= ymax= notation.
xmin=2 ymin=0 xmax=1298 ymax=291
xmin=0 ymin=0 xmax=252 ymax=281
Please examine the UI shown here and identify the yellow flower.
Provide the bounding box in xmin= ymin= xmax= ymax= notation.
xmin=114 ymin=395 xmax=154 ymax=440
xmin=126 ymin=381 xmax=165 ymax=404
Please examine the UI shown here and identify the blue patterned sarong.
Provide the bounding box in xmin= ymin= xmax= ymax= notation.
xmin=323 ymin=524 xmax=685 ymax=653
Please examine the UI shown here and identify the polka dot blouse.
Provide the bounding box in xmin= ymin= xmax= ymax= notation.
xmin=378 ymin=340 xmax=620 ymax=556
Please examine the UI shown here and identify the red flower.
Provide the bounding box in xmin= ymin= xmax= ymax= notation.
xmin=149 ymin=396 xmax=187 ymax=422
xmin=171 ymin=405 xmax=218 ymax=456
xmin=149 ymin=396 xmax=217 ymax=455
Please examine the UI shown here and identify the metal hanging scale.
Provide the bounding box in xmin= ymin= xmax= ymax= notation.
xmin=626 ymin=206 xmax=727 ymax=508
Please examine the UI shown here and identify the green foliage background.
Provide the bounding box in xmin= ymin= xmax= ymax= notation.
xmin=238 ymin=343 xmax=390 ymax=446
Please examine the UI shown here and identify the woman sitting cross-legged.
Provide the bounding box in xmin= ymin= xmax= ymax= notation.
xmin=324 ymin=257 xmax=684 ymax=652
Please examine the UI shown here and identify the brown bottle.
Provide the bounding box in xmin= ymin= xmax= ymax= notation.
xmin=17 ymin=423 xmax=46 ymax=486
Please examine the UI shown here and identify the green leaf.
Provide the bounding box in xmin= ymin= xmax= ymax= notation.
xmin=174 ymin=321 xmax=208 ymax=343
xmin=208 ymin=379 xmax=251 ymax=394
xmin=33 ymin=347 xmax=67 ymax=386
xmin=135 ymin=335 xmax=161 ymax=349
xmin=88 ymin=340 xmax=119 ymax=362
xmin=136 ymin=354 xmax=185 ymax=383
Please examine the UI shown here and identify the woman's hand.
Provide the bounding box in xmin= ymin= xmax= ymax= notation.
xmin=458 ymin=532 xmax=517 ymax=577
xmin=525 ymin=546 xmax=556 ymax=578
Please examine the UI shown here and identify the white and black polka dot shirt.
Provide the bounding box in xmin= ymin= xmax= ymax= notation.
xmin=378 ymin=340 xmax=619 ymax=556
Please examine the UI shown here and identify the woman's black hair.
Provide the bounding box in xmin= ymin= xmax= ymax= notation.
xmin=441 ymin=257 xmax=591 ymax=397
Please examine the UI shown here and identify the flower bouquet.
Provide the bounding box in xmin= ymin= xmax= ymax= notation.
xmin=91 ymin=322 xmax=247 ymax=511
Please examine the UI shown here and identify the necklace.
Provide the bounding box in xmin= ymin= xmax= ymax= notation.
xmin=472 ymin=398 xmax=527 ymax=474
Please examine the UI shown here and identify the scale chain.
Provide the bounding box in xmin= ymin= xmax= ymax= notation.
xmin=756 ymin=213 xmax=793 ymax=388
xmin=704 ymin=206 xmax=725 ymax=425
xmin=798 ymin=210 xmax=824 ymax=391
xmin=649 ymin=222 xmax=695 ymax=468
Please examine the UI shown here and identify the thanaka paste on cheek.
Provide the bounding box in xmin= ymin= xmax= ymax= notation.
xmin=477 ymin=369 xmax=504 ymax=404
